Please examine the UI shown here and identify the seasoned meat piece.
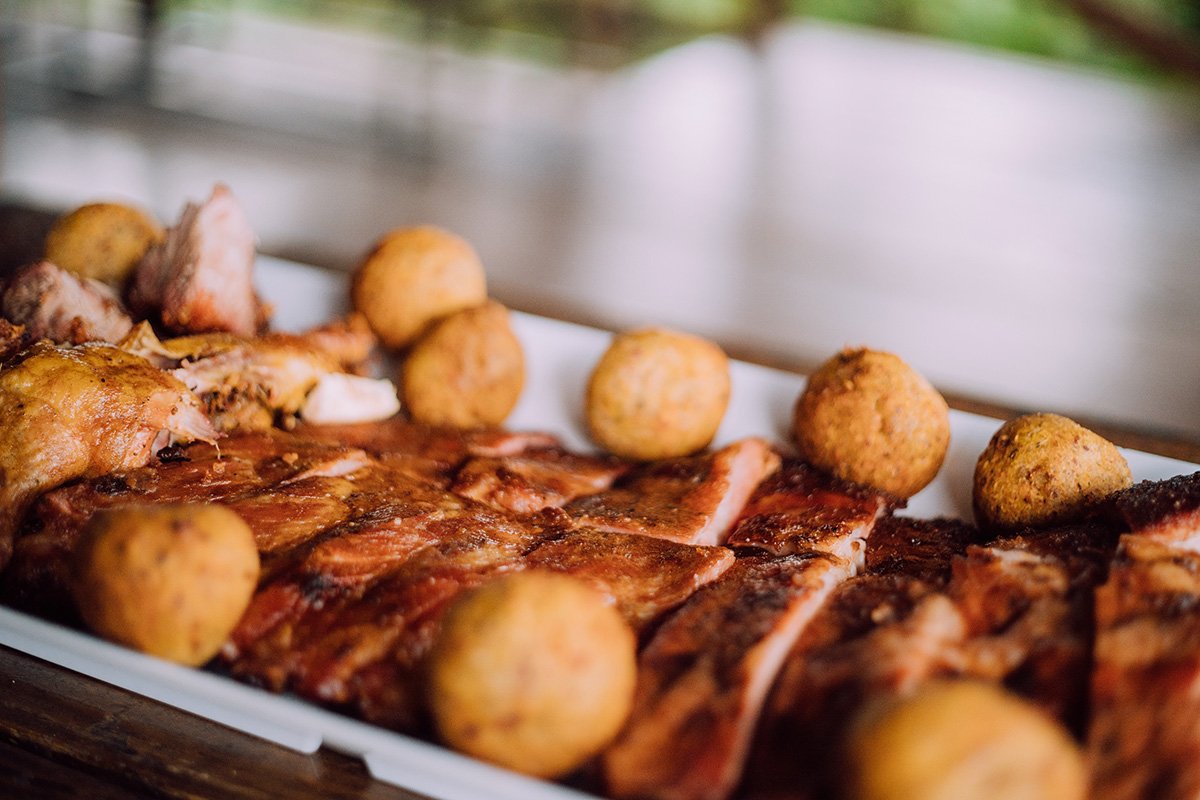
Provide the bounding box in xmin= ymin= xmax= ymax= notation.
xmin=566 ymin=437 xmax=780 ymax=546
xmin=3 ymin=432 xmax=371 ymax=617
xmin=3 ymin=260 xmax=133 ymax=343
xmin=603 ymin=553 xmax=850 ymax=800
xmin=0 ymin=342 xmax=214 ymax=570
xmin=1112 ymin=470 xmax=1200 ymax=546
xmin=119 ymin=322 xmax=397 ymax=434
xmin=526 ymin=527 xmax=735 ymax=631
xmin=944 ymin=523 xmax=1118 ymax=726
xmin=229 ymin=504 xmax=548 ymax=731
xmin=727 ymin=458 xmax=893 ymax=562
xmin=1087 ymin=534 xmax=1200 ymax=800
xmin=451 ymin=448 xmax=630 ymax=514
xmin=127 ymin=184 xmax=267 ymax=336
xmin=294 ymin=312 xmax=378 ymax=375
xmin=748 ymin=517 xmax=974 ymax=800
xmin=296 ymin=417 xmax=561 ymax=487
xmin=0 ymin=319 xmax=29 ymax=365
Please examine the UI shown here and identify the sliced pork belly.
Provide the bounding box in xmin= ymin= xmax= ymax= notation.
xmin=526 ymin=527 xmax=735 ymax=631
xmin=603 ymin=553 xmax=850 ymax=800
xmin=727 ymin=458 xmax=892 ymax=562
xmin=127 ymin=183 xmax=266 ymax=336
xmin=1087 ymin=534 xmax=1200 ymax=800
xmin=2 ymin=260 xmax=133 ymax=343
xmin=451 ymin=448 xmax=630 ymax=514
xmin=748 ymin=517 xmax=974 ymax=800
xmin=566 ymin=437 xmax=779 ymax=546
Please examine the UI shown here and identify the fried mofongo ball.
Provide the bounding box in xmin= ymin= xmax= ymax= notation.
xmin=843 ymin=681 xmax=1087 ymax=800
xmin=427 ymin=571 xmax=637 ymax=779
xmin=973 ymin=412 xmax=1131 ymax=532
xmin=44 ymin=201 xmax=163 ymax=285
xmin=70 ymin=504 xmax=260 ymax=666
xmin=401 ymin=300 xmax=524 ymax=428
xmin=586 ymin=327 xmax=731 ymax=461
xmin=791 ymin=348 xmax=949 ymax=499
xmin=351 ymin=225 xmax=488 ymax=349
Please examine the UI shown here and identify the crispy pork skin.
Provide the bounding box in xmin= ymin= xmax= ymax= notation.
xmin=727 ymin=458 xmax=892 ymax=562
xmin=127 ymin=184 xmax=266 ymax=336
xmin=2 ymin=260 xmax=133 ymax=344
xmin=0 ymin=343 xmax=214 ymax=571
xmin=566 ymin=437 xmax=780 ymax=546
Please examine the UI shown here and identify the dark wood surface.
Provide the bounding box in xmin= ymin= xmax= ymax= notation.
xmin=0 ymin=645 xmax=427 ymax=799
xmin=1 ymin=199 xmax=1199 ymax=799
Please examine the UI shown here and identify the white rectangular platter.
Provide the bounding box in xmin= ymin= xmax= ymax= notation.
xmin=0 ymin=255 xmax=1194 ymax=800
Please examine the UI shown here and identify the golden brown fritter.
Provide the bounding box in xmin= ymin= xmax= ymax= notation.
xmin=973 ymin=412 xmax=1131 ymax=531
xmin=792 ymin=347 xmax=950 ymax=499
xmin=586 ymin=327 xmax=731 ymax=461
xmin=351 ymin=225 xmax=487 ymax=349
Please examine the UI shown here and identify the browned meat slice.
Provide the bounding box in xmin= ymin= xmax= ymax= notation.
xmin=0 ymin=342 xmax=215 ymax=571
xmin=525 ymin=527 xmax=735 ymax=631
xmin=127 ymin=183 xmax=267 ymax=336
xmin=451 ymin=448 xmax=630 ymax=514
xmin=228 ymin=505 xmax=548 ymax=731
xmin=566 ymin=437 xmax=780 ymax=546
xmin=2 ymin=431 xmax=370 ymax=616
xmin=295 ymin=417 xmax=561 ymax=487
xmin=603 ymin=553 xmax=850 ymax=800
xmin=1087 ymin=534 xmax=1200 ymax=800
xmin=748 ymin=519 xmax=1117 ymax=800
xmin=2 ymin=260 xmax=133 ymax=344
xmin=727 ymin=458 xmax=892 ymax=561
xmin=1112 ymin=470 xmax=1200 ymax=545
xmin=747 ymin=517 xmax=974 ymax=800
xmin=944 ymin=523 xmax=1118 ymax=726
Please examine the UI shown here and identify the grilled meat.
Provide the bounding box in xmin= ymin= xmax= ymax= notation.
xmin=452 ymin=448 xmax=630 ymax=514
xmin=749 ymin=517 xmax=975 ymax=800
xmin=1087 ymin=471 xmax=1200 ymax=800
xmin=603 ymin=553 xmax=851 ymax=800
xmin=526 ymin=526 xmax=735 ymax=632
xmin=2 ymin=260 xmax=134 ymax=344
xmin=1087 ymin=535 xmax=1200 ymax=800
xmin=566 ymin=437 xmax=780 ymax=546
xmin=0 ymin=342 xmax=215 ymax=571
xmin=127 ymin=184 xmax=267 ymax=336
xmin=727 ymin=458 xmax=893 ymax=562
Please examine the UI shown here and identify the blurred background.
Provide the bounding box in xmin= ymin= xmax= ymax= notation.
xmin=1 ymin=0 xmax=1199 ymax=442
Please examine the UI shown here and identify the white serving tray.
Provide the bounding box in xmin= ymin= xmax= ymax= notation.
xmin=0 ymin=255 xmax=1193 ymax=799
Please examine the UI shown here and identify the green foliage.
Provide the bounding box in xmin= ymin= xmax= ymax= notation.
xmin=789 ymin=0 xmax=1196 ymax=77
